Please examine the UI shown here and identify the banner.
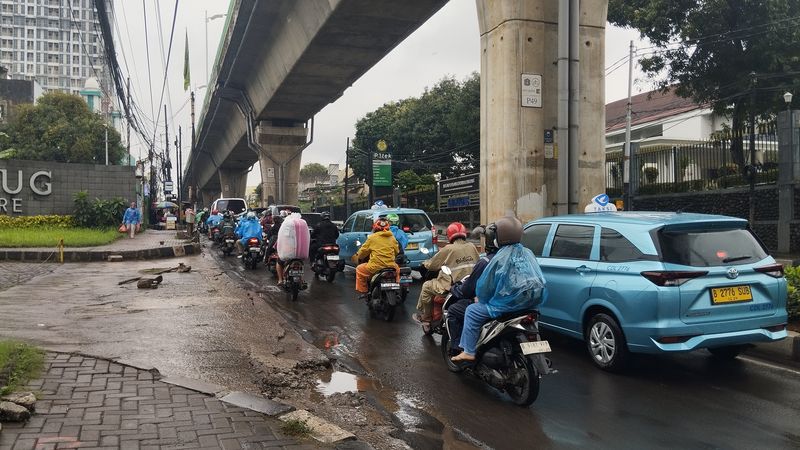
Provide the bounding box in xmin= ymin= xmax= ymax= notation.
xmin=183 ymin=30 xmax=191 ymax=91
xmin=372 ymin=160 xmax=392 ymax=187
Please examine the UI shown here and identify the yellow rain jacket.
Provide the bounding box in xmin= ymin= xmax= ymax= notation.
xmin=353 ymin=230 xmax=399 ymax=273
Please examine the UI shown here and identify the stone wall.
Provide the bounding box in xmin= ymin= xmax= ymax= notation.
xmin=632 ymin=186 xmax=800 ymax=252
xmin=0 ymin=159 xmax=137 ymax=216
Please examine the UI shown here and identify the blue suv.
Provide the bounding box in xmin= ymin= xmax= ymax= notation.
xmin=522 ymin=212 xmax=788 ymax=371
xmin=337 ymin=208 xmax=438 ymax=269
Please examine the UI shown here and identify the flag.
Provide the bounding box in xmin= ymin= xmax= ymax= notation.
xmin=183 ymin=30 xmax=190 ymax=91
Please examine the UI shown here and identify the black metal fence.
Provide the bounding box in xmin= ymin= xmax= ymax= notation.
xmin=606 ymin=127 xmax=779 ymax=197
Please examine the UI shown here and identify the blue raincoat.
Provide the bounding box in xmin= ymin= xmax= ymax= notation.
xmin=476 ymin=243 xmax=547 ymax=318
xmin=389 ymin=225 xmax=409 ymax=251
xmin=235 ymin=218 xmax=263 ymax=246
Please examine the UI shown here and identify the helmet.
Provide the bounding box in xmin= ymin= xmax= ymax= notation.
xmin=475 ymin=224 xmax=499 ymax=254
xmin=246 ymin=211 xmax=256 ymax=219
xmin=321 ymin=212 xmax=330 ymax=220
xmin=203 ymin=207 xmax=208 ymax=212
xmin=211 ymin=209 xmax=219 ymax=215
xmin=372 ymin=218 xmax=390 ymax=232
xmin=279 ymin=210 xmax=289 ymax=218
xmin=494 ymin=214 xmax=523 ymax=246
xmin=446 ymin=222 xmax=468 ymax=243
xmin=386 ymin=213 xmax=400 ymax=225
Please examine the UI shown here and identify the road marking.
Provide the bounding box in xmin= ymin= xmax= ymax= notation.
xmin=740 ymin=356 xmax=800 ymax=377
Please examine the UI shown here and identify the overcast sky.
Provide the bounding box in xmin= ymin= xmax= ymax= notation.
xmin=114 ymin=0 xmax=652 ymax=187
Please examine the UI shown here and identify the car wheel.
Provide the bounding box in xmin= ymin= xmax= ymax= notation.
xmin=708 ymin=345 xmax=745 ymax=360
xmin=585 ymin=313 xmax=628 ymax=372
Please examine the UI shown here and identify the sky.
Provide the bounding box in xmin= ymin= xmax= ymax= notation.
xmin=113 ymin=0 xmax=653 ymax=188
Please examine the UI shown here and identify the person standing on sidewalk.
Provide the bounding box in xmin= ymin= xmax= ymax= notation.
xmin=185 ymin=206 xmax=196 ymax=237
xmin=122 ymin=202 xmax=142 ymax=239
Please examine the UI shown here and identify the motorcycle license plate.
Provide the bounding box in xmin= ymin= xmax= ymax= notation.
xmin=400 ymin=275 xmax=413 ymax=284
xmin=520 ymin=341 xmax=551 ymax=355
xmin=381 ymin=282 xmax=400 ymax=290
xmin=249 ymin=248 xmax=260 ymax=252
xmin=288 ymin=270 xmax=303 ymax=276
xmin=225 ymin=239 xmax=234 ymax=243
xmin=326 ymin=255 xmax=340 ymax=261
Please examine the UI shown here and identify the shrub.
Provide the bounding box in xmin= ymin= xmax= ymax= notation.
xmin=72 ymin=191 xmax=126 ymax=228
xmin=643 ymin=166 xmax=659 ymax=184
xmin=784 ymin=266 xmax=800 ymax=322
xmin=0 ymin=215 xmax=74 ymax=229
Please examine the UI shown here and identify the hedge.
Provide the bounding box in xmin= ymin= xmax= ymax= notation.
xmin=0 ymin=215 xmax=74 ymax=229
xmin=785 ymin=266 xmax=800 ymax=322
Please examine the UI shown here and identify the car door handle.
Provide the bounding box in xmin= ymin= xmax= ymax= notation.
xmin=576 ymin=265 xmax=592 ymax=274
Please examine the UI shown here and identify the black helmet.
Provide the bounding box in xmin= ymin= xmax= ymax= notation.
xmin=495 ymin=214 xmax=523 ymax=246
xmin=472 ymin=224 xmax=498 ymax=254
xmin=321 ymin=212 xmax=330 ymax=220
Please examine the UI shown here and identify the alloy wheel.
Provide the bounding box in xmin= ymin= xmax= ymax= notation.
xmin=589 ymin=321 xmax=616 ymax=364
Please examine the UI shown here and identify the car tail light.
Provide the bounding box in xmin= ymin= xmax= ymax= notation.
xmin=520 ymin=313 xmax=538 ymax=325
xmin=641 ymin=271 xmax=708 ymax=286
xmin=754 ymin=263 xmax=784 ymax=278
xmin=656 ymin=335 xmax=697 ymax=344
xmin=765 ymin=324 xmax=786 ymax=332
xmin=431 ymin=225 xmax=438 ymax=245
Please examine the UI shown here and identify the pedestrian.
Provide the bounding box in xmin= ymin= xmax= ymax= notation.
xmin=122 ymin=201 xmax=142 ymax=239
xmin=184 ymin=206 xmax=196 ymax=236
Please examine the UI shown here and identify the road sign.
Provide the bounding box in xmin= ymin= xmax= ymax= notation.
xmin=438 ymin=173 xmax=480 ymax=211
xmin=164 ymin=181 xmax=173 ymax=193
xmin=544 ymin=129 xmax=555 ymax=158
xmin=373 ymin=160 xmax=392 ymax=187
xmin=521 ymin=73 xmax=542 ymax=108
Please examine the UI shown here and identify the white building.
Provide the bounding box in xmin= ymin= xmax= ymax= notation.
xmin=0 ymin=0 xmax=112 ymax=96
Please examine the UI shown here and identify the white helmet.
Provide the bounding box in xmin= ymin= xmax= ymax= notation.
xmin=246 ymin=211 xmax=256 ymax=219
xmin=280 ymin=210 xmax=289 ymax=218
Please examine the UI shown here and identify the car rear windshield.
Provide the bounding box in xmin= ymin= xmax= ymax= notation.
xmin=399 ymin=214 xmax=431 ymax=232
xmin=656 ymin=227 xmax=768 ymax=267
xmin=217 ymin=199 xmax=246 ymax=214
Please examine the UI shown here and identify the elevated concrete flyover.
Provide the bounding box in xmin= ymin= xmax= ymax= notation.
xmin=184 ymin=0 xmax=449 ymax=207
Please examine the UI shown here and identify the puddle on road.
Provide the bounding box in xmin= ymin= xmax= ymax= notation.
xmin=315 ymin=370 xmax=376 ymax=396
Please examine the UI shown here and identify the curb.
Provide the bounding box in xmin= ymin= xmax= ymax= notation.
xmin=51 ymin=350 xmax=359 ymax=445
xmin=747 ymin=330 xmax=800 ymax=365
xmin=0 ymin=243 xmax=201 ymax=263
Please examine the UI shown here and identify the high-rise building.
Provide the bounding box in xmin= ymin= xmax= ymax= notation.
xmin=0 ymin=0 xmax=111 ymax=100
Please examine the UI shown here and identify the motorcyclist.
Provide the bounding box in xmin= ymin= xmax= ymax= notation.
xmin=412 ymin=222 xmax=479 ymax=333
xmin=196 ymin=207 xmax=208 ymax=233
xmin=451 ymin=214 xmax=546 ymax=363
xmin=309 ymin=211 xmax=339 ymax=259
xmin=352 ymin=218 xmax=400 ymax=302
xmin=445 ymin=224 xmax=500 ymax=355
xmin=235 ymin=211 xmax=263 ymax=256
xmin=386 ymin=213 xmax=409 ymax=253
xmin=267 ymin=210 xmax=287 ymax=254
xmin=260 ymin=209 xmax=273 ymax=231
xmin=205 ymin=209 xmax=223 ymax=237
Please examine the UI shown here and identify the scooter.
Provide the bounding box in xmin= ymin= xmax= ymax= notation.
xmin=311 ymin=243 xmax=344 ymax=283
xmin=355 ymin=240 xmax=401 ymax=322
xmin=282 ymin=258 xmax=307 ymax=301
xmin=210 ymin=225 xmax=222 ymax=244
xmin=438 ymin=264 xmax=553 ymax=406
xmin=241 ymin=237 xmax=262 ymax=270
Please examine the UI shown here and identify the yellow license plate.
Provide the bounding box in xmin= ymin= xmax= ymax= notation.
xmin=406 ymin=243 xmax=419 ymax=250
xmin=710 ymin=285 xmax=753 ymax=304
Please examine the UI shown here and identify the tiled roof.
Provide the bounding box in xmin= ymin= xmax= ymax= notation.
xmin=606 ymin=88 xmax=702 ymax=132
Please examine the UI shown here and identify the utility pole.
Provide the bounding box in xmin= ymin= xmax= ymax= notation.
xmin=177 ymin=126 xmax=182 ymax=208
xmin=164 ymin=105 xmax=171 ymax=182
xmin=748 ymin=72 xmax=757 ymax=226
xmin=344 ymin=137 xmax=350 ymax=217
xmin=367 ymin=150 xmax=373 ymax=205
xmin=126 ymin=77 xmax=131 ymax=162
xmin=104 ymin=124 xmax=109 ymax=165
xmin=623 ymin=40 xmax=634 ymax=211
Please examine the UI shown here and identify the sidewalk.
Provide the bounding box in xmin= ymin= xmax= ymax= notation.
xmin=0 ymin=353 xmax=319 ymax=450
xmin=0 ymin=230 xmax=200 ymax=263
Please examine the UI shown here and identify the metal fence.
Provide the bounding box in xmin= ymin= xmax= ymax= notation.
xmin=606 ymin=127 xmax=779 ymax=196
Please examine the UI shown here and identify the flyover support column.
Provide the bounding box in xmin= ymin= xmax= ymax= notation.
xmin=218 ymin=169 xmax=248 ymax=199
xmin=257 ymin=122 xmax=309 ymax=207
xmin=476 ymin=0 xmax=607 ymax=223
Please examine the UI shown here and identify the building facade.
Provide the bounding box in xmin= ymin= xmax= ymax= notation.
xmin=0 ymin=0 xmax=111 ymax=97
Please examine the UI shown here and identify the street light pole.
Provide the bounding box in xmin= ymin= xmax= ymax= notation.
xmin=104 ymin=124 xmax=108 ymax=165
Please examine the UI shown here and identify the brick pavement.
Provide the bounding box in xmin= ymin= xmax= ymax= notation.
xmin=0 ymin=353 xmax=321 ymax=450
xmin=0 ymin=263 xmax=56 ymax=292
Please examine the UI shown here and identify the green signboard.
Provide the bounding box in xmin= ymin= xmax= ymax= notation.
xmin=372 ymin=159 xmax=392 ymax=187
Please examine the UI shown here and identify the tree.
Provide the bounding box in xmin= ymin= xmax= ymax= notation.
xmin=394 ymin=170 xmax=421 ymax=190
xmin=299 ymin=162 xmax=329 ymax=184
xmin=5 ymin=92 xmax=127 ymax=164
xmin=349 ymin=73 xmax=481 ymax=182
xmin=608 ymin=0 xmax=800 ymax=169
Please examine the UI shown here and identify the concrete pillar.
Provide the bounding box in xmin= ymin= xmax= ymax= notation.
xmin=257 ymin=122 xmax=308 ymax=206
xmin=218 ymin=169 xmax=247 ymax=199
xmin=476 ymin=0 xmax=607 ymax=223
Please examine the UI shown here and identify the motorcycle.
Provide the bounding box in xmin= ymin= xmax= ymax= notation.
xmin=397 ymin=254 xmax=413 ymax=303
xmin=210 ymin=225 xmax=222 ymax=244
xmin=265 ymin=239 xmax=278 ymax=275
xmin=221 ymin=220 xmax=236 ymax=256
xmin=438 ymin=267 xmax=553 ymax=406
xmin=282 ymin=258 xmax=307 ymax=301
xmin=241 ymin=237 xmax=262 ymax=270
xmin=311 ymin=242 xmax=344 ymax=283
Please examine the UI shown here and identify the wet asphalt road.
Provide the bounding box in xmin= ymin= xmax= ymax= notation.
xmin=215 ymin=249 xmax=800 ymax=450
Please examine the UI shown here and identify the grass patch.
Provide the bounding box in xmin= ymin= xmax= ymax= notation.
xmin=281 ymin=419 xmax=312 ymax=437
xmin=0 ymin=340 xmax=45 ymax=395
xmin=0 ymin=227 xmax=122 ymax=248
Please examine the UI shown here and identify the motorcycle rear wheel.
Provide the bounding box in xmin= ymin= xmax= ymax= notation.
xmin=325 ymin=271 xmax=336 ymax=283
xmin=440 ymin=331 xmax=464 ymax=373
xmin=506 ymin=353 xmax=540 ymax=407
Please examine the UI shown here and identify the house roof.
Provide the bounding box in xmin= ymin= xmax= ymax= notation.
xmin=606 ymin=88 xmax=702 ymax=133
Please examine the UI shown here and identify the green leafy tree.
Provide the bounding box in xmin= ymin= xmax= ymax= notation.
xmin=394 ymin=170 xmax=421 ymax=190
xmin=5 ymin=92 xmax=126 ymax=164
xmin=608 ymin=0 xmax=800 ymax=169
xmin=299 ymin=162 xmax=329 ymax=184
